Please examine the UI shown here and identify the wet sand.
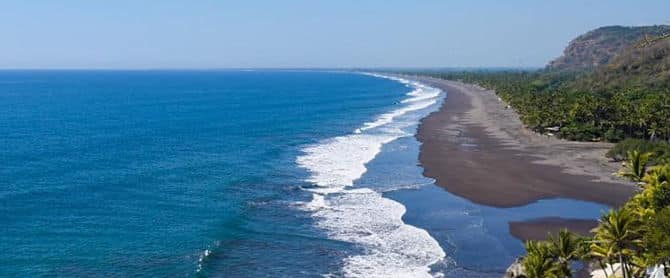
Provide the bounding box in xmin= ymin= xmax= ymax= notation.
xmin=408 ymin=76 xmax=636 ymax=240
xmin=509 ymin=217 xmax=598 ymax=241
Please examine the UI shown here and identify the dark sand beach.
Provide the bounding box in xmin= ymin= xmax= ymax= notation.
xmin=410 ymin=76 xmax=637 ymax=241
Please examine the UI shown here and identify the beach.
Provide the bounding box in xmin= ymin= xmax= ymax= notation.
xmin=408 ymin=76 xmax=637 ymax=240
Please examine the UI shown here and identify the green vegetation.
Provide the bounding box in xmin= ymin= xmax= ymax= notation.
xmin=607 ymin=139 xmax=670 ymax=163
xmin=642 ymin=207 xmax=670 ymax=265
xmin=522 ymin=240 xmax=558 ymax=278
xmin=413 ymin=68 xmax=670 ymax=142
xmin=523 ymin=229 xmax=587 ymax=277
xmin=517 ymin=154 xmax=670 ymax=277
xmin=616 ymin=150 xmax=653 ymax=182
xmin=590 ymin=208 xmax=643 ymax=277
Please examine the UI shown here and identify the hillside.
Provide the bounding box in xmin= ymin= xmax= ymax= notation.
xmin=571 ymin=37 xmax=670 ymax=92
xmin=547 ymin=25 xmax=670 ymax=71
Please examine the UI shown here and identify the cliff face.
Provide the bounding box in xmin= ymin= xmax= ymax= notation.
xmin=547 ymin=25 xmax=670 ymax=71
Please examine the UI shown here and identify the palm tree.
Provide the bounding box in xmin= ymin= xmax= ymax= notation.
xmin=547 ymin=229 xmax=581 ymax=277
xmin=617 ymin=150 xmax=653 ymax=182
xmin=590 ymin=208 xmax=643 ymax=278
xmin=590 ymin=243 xmax=617 ymax=278
xmin=523 ymin=240 xmax=557 ymax=278
xmin=639 ymin=164 xmax=670 ymax=211
xmin=643 ymin=164 xmax=670 ymax=187
xmin=642 ymin=207 xmax=670 ymax=269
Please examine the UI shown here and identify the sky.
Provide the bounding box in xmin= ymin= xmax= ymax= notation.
xmin=0 ymin=1 xmax=669 ymax=69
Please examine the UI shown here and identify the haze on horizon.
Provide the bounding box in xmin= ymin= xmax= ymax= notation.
xmin=1 ymin=0 xmax=669 ymax=69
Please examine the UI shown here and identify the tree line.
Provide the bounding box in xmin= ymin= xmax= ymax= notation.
xmin=411 ymin=70 xmax=670 ymax=143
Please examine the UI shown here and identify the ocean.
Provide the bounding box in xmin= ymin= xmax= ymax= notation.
xmin=0 ymin=70 xmax=609 ymax=277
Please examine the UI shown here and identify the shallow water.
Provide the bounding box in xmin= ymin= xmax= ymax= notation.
xmin=360 ymin=131 xmax=609 ymax=277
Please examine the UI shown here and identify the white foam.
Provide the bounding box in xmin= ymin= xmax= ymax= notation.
xmin=354 ymin=75 xmax=441 ymax=134
xmin=402 ymin=88 xmax=441 ymax=104
xmin=297 ymin=133 xmax=399 ymax=194
xmin=195 ymin=241 xmax=220 ymax=273
xmin=355 ymin=98 xmax=439 ymax=133
xmin=296 ymin=73 xmax=446 ymax=277
xmin=315 ymin=189 xmax=446 ymax=278
xmin=301 ymin=193 xmax=328 ymax=210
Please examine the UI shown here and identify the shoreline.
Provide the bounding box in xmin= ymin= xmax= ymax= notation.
xmin=296 ymin=73 xmax=447 ymax=277
xmin=407 ymin=76 xmax=637 ymax=240
xmin=509 ymin=217 xmax=598 ymax=241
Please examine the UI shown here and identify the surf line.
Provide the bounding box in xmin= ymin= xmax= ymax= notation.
xmin=296 ymin=73 xmax=447 ymax=277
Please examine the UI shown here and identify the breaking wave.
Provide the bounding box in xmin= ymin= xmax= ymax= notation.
xmin=296 ymin=73 xmax=446 ymax=277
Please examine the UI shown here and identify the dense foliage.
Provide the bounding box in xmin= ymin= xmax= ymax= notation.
xmin=413 ymin=69 xmax=670 ymax=142
xmin=607 ymin=139 xmax=670 ymax=163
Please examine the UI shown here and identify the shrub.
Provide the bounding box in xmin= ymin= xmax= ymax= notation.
xmin=604 ymin=127 xmax=625 ymax=142
xmin=558 ymin=124 xmax=602 ymax=141
xmin=607 ymin=139 xmax=670 ymax=162
xmin=642 ymin=207 xmax=670 ymax=265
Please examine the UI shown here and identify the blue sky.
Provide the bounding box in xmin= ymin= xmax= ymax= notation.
xmin=0 ymin=1 xmax=668 ymax=69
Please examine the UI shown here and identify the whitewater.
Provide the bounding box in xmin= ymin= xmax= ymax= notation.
xmin=296 ymin=73 xmax=447 ymax=277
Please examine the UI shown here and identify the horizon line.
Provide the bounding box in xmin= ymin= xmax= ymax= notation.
xmin=0 ymin=66 xmax=543 ymax=71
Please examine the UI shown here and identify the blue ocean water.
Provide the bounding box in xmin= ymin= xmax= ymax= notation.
xmin=0 ymin=70 xmax=609 ymax=277
xmin=0 ymin=70 xmax=435 ymax=277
